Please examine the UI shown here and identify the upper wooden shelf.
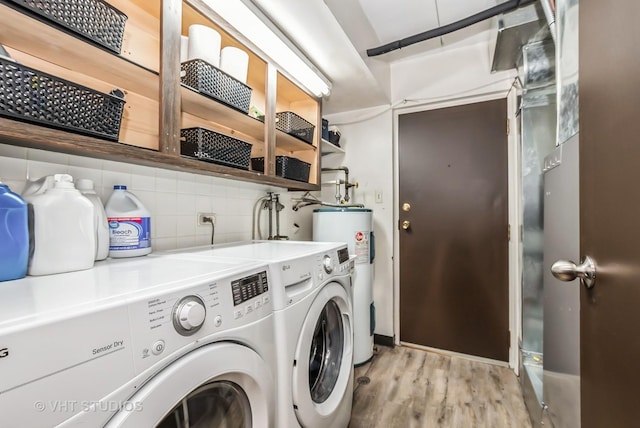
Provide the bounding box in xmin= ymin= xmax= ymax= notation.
xmin=181 ymin=86 xmax=265 ymax=141
xmin=277 ymin=132 xmax=318 ymax=153
xmin=0 ymin=3 xmax=159 ymax=100
xmin=0 ymin=118 xmax=319 ymax=191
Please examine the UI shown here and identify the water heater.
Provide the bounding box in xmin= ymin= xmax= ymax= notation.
xmin=313 ymin=208 xmax=374 ymax=366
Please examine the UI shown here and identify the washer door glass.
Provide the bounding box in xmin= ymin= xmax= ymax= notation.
xmin=309 ymin=299 xmax=344 ymax=403
xmin=157 ymin=381 xmax=251 ymax=428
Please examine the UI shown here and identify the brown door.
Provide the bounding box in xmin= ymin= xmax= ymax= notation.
xmin=579 ymin=0 xmax=640 ymax=425
xmin=398 ymin=99 xmax=510 ymax=361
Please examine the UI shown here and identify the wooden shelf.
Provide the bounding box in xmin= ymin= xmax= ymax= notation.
xmin=321 ymin=138 xmax=345 ymax=154
xmin=0 ymin=3 xmax=159 ymax=100
xmin=0 ymin=118 xmax=318 ymax=191
xmin=181 ymin=86 xmax=265 ymax=141
xmin=277 ymin=132 xmax=318 ymax=153
xmin=0 ymin=0 xmax=322 ymax=191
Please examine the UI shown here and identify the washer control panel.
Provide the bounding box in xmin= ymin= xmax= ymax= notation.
xmin=322 ymin=255 xmax=334 ymax=274
xmin=128 ymin=266 xmax=271 ymax=373
xmin=320 ymin=246 xmax=351 ymax=277
xmin=231 ymin=271 xmax=269 ymax=306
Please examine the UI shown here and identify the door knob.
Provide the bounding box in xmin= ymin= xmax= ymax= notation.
xmin=551 ymin=256 xmax=596 ymax=289
xmin=401 ymin=220 xmax=411 ymax=230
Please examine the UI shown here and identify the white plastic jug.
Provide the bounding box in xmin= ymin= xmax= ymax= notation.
xmin=21 ymin=175 xmax=55 ymax=197
xmin=105 ymin=185 xmax=152 ymax=258
xmin=24 ymin=174 xmax=96 ymax=276
xmin=76 ymin=178 xmax=109 ymax=261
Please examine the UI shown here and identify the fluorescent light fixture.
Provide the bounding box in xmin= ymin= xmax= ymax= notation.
xmin=202 ymin=0 xmax=331 ymax=97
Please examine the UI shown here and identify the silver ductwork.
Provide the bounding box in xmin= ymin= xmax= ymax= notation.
xmin=539 ymin=0 xmax=557 ymax=43
xmin=490 ymin=1 xmax=552 ymax=72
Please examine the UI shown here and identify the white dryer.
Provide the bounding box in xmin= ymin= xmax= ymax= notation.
xmin=166 ymin=241 xmax=355 ymax=428
xmin=0 ymin=254 xmax=276 ymax=427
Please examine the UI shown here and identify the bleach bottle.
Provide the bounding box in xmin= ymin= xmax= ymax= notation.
xmin=105 ymin=185 xmax=151 ymax=258
xmin=0 ymin=182 xmax=29 ymax=281
xmin=24 ymin=174 xmax=95 ymax=276
xmin=76 ymin=178 xmax=109 ymax=261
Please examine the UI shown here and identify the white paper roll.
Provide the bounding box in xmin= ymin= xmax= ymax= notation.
xmin=220 ymin=46 xmax=249 ymax=84
xmin=180 ymin=35 xmax=189 ymax=63
xmin=188 ymin=24 xmax=221 ymax=67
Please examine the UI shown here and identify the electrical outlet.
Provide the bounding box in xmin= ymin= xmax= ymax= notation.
xmin=198 ymin=212 xmax=216 ymax=226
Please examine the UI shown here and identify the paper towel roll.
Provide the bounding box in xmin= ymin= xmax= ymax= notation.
xmin=188 ymin=24 xmax=221 ymax=67
xmin=180 ymin=35 xmax=189 ymax=63
xmin=220 ymin=46 xmax=249 ymax=84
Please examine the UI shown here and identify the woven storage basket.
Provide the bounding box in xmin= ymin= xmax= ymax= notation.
xmin=0 ymin=57 xmax=125 ymax=141
xmin=275 ymin=111 xmax=315 ymax=144
xmin=181 ymin=127 xmax=252 ymax=170
xmin=181 ymin=59 xmax=252 ymax=114
xmin=5 ymin=0 xmax=128 ymax=54
xmin=251 ymin=156 xmax=311 ymax=182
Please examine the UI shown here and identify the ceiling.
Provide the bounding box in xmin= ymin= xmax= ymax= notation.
xmin=250 ymin=0 xmax=508 ymax=114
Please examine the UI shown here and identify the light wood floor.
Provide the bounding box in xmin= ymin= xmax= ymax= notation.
xmin=348 ymin=345 xmax=532 ymax=428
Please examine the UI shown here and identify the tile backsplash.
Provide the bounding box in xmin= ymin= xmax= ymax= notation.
xmin=0 ymin=143 xmax=311 ymax=250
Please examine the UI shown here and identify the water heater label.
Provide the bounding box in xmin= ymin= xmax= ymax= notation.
xmin=354 ymin=230 xmax=370 ymax=264
xmin=108 ymin=217 xmax=151 ymax=250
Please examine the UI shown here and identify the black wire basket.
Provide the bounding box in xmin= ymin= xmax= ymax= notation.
xmin=0 ymin=57 xmax=125 ymax=141
xmin=3 ymin=0 xmax=128 ymax=54
xmin=181 ymin=59 xmax=252 ymax=114
xmin=181 ymin=127 xmax=252 ymax=170
xmin=275 ymin=111 xmax=315 ymax=144
xmin=251 ymin=155 xmax=311 ymax=183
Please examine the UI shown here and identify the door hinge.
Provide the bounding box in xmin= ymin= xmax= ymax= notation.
xmin=506 ymin=118 xmax=511 ymax=136
xmin=508 ymin=224 xmax=511 ymax=241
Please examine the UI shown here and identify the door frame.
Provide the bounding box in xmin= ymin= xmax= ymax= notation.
xmin=392 ymin=87 xmax=522 ymax=371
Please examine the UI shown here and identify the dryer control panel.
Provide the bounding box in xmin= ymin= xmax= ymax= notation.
xmin=269 ymin=245 xmax=352 ymax=311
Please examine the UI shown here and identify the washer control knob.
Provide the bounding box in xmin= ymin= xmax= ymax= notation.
xmin=323 ymin=255 xmax=333 ymax=274
xmin=173 ymin=296 xmax=206 ymax=335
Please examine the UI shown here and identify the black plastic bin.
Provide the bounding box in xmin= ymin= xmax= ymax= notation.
xmin=181 ymin=59 xmax=252 ymax=114
xmin=181 ymin=127 xmax=252 ymax=170
xmin=251 ymin=156 xmax=311 ymax=183
xmin=0 ymin=57 xmax=125 ymax=141
xmin=4 ymin=0 xmax=128 ymax=54
xmin=276 ymin=111 xmax=315 ymax=144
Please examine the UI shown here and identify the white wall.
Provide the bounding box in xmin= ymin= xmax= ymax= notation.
xmin=324 ymin=41 xmax=519 ymax=343
xmin=0 ymin=143 xmax=305 ymax=250
xmin=323 ymin=107 xmax=394 ymax=337
xmin=391 ymin=41 xmax=516 ymax=105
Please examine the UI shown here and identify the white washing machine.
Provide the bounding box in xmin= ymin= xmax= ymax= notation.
xmin=0 ymin=254 xmax=276 ymax=427
xmin=166 ymin=241 xmax=355 ymax=428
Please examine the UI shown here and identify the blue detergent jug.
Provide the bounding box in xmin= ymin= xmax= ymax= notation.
xmin=0 ymin=183 xmax=29 ymax=281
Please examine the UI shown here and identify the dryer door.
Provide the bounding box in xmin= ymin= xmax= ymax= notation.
xmin=292 ymin=281 xmax=353 ymax=427
xmin=106 ymin=343 xmax=274 ymax=428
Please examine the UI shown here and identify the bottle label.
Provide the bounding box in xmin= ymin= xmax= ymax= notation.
xmin=107 ymin=217 xmax=151 ymax=250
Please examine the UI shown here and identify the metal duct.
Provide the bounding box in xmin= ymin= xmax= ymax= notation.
xmin=490 ymin=2 xmax=551 ymax=72
xmin=366 ymin=0 xmax=536 ymax=57
xmin=539 ymin=0 xmax=557 ymax=43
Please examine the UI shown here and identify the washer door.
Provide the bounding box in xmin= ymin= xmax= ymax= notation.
xmin=106 ymin=343 xmax=274 ymax=427
xmin=292 ymin=281 xmax=353 ymax=427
